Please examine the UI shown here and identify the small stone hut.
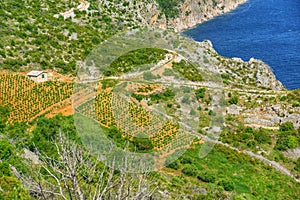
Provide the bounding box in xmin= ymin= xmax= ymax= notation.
xmin=27 ymin=71 xmax=48 ymax=83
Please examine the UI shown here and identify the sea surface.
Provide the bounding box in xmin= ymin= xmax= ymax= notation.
xmin=183 ymin=0 xmax=300 ymax=90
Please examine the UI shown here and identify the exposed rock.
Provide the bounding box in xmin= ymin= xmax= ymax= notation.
xmin=271 ymin=104 xmax=282 ymax=113
xmin=53 ymin=1 xmax=91 ymax=21
xmin=201 ymin=40 xmax=216 ymax=53
xmin=157 ymin=190 xmax=171 ymax=198
xmin=193 ymin=188 xmax=207 ymax=195
xmin=63 ymin=29 xmax=69 ymax=37
xmin=60 ymin=8 xmax=76 ymax=20
xmin=284 ymin=148 xmax=300 ymax=160
xmin=148 ymin=0 xmax=247 ymax=32
xmin=244 ymin=117 xmax=276 ymax=128
xmin=207 ymin=126 xmax=222 ymax=134
xmin=69 ymin=32 xmax=78 ymax=40
xmin=23 ymin=148 xmax=40 ymax=164
xmin=226 ymin=105 xmax=243 ymax=115
xmin=243 ymin=105 xmax=300 ymax=129
xmin=255 ymin=60 xmax=284 ymax=90
xmin=282 ymin=114 xmax=300 ymax=129
xmin=232 ymin=57 xmax=244 ymax=62
xmin=77 ymin=0 xmax=90 ymax=12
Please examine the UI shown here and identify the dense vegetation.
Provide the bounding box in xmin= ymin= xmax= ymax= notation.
xmin=156 ymin=0 xmax=184 ymax=19
xmin=0 ymin=0 xmax=138 ymax=74
xmin=104 ymin=48 xmax=168 ymax=76
xmin=1 ymin=0 xmax=300 ymax=199
xmin=220 ymin=117 xmax=300 ymax=177
xmin=221 ymin=120 xmax=300 ymax=152
xmin=0 ymin=113 xmax=157 ymax=199
xmin=172 ymin=60 xmax=203 ymax=82
xmin=164 ymin=143 xmax=300 ymax=199
xmin=1 ymin=109 xmax=299 ymax=199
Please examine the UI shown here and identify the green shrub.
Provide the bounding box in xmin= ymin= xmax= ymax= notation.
xmin=276 ymin=122 xmax=299 ymax=150
xmin=228 ymin=96 xmax=239 ymax=105
xmin=182 ymin=164 xmax=198 ymax=177
xmin=173 ymin=60 xmax=203 ymax=82
xmin=180 ymin=156 xmax=193 ymax=164
xmin=280 ymin=122 xmax=295 ymax=132
xmin=133 ymin=137 xmax=153 ymax=152
xmin=0 ymin=105 xmax=10 ymax=131
xmin=149 ymin=88 xmax=175 ymax=102
xmin=280 ymin=96 xmax=287 ymax=101
xmin=163 ymin=68 xmax=175 ymax=76
xmin=0 ymin=140 xmax=13 ymax=160
xmin=167 ymin=160 xmax=180 ymax=170
xmin=197 ymin=171 xmax=216 ymax=183
xmin=253 ymin=129 xmax=271 ymax=144
xmin=0 ymin=176 xmax=31 ymax=199
xmin=221 ymin=73 xmax=230 ymax=80
xmin=195 ymin=88 xmax=206 ymax=99
xmin=218 ymin=179 xmax=234 ymax=191
xmin=156 ymin=0 xmax=184 ymax=19
xmin=287 ymin=135 xmax=298 ymax=149
xmin=0 ymin=162 xmax=12 ymax=176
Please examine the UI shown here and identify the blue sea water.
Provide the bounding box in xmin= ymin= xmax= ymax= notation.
xmin=182 ymin=0 xmax=300 ymax=90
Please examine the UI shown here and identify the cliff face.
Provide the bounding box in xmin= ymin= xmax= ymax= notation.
xmin=253 ymin=59 xmax=284 ymax=90
xmin=196 ymin=41 xmax=284 ymax=91
xmin=146 ymin=0 xmax=247 ymax=32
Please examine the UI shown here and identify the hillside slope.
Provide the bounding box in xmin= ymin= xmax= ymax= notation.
xmin=1 ymin=1 xmax=300 ymax=199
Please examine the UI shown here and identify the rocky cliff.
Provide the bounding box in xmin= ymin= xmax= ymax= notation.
xmin=144 ymin=0 xmax=247 ymax=32
xmin=200 ymin=41 xmax=285 ymax=91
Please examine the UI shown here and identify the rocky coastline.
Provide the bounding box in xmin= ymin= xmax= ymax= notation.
xmin=147 ymin=0 xmax=248 ymax=32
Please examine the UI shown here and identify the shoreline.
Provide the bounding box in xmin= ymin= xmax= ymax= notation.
xmin=176 ymin=0 xmax=294 ymax=90
xmin=174 ymin=0 xmax=248 ymax=32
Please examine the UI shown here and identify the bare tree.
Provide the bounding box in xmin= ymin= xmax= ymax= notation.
xmin=16 ymin=131 xmax=157 ymax=200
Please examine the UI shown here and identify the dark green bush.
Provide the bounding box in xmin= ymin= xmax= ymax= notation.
xmin=221 ymin=73 xmax=230 ymax=80
xmin=0 ymin=139 xmax=13 ymax=160
xmin=180 ymin=156 xmax=193 ymax=164
xmin=218 ymin=179 xmax=234 ymax=191
xmin=167 ymin=160 xmax=180 ymax=170
xmin=276 ymin=122 xmax=299 ymax=151
xmin=182 ymin=164 xmax=198 ymax=177
xmin=280 ymin=122 xmax=295 ymax=132
xmin=197 ymin=171 xmax=216 ymax=183
xmin=228 ymin=96 xmax=239 ymax=105
xmin=133 ymin=137 xmax=153 ymax=152
xmin=254 ymin=129 xmax=271 ymax=144
xmin=156 ymin=0 xmax=184 ymax=19
xmin=0 ymin=162 xmax=12 ymax=176
xmin=195 ymin=88 xmax=206 ymax=99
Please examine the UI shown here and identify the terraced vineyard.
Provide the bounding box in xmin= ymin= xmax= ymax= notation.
xmin=75 ymin=83 xmax=194 ymax=151
xmin=0 ymin=73 xmax=73 ymax=122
